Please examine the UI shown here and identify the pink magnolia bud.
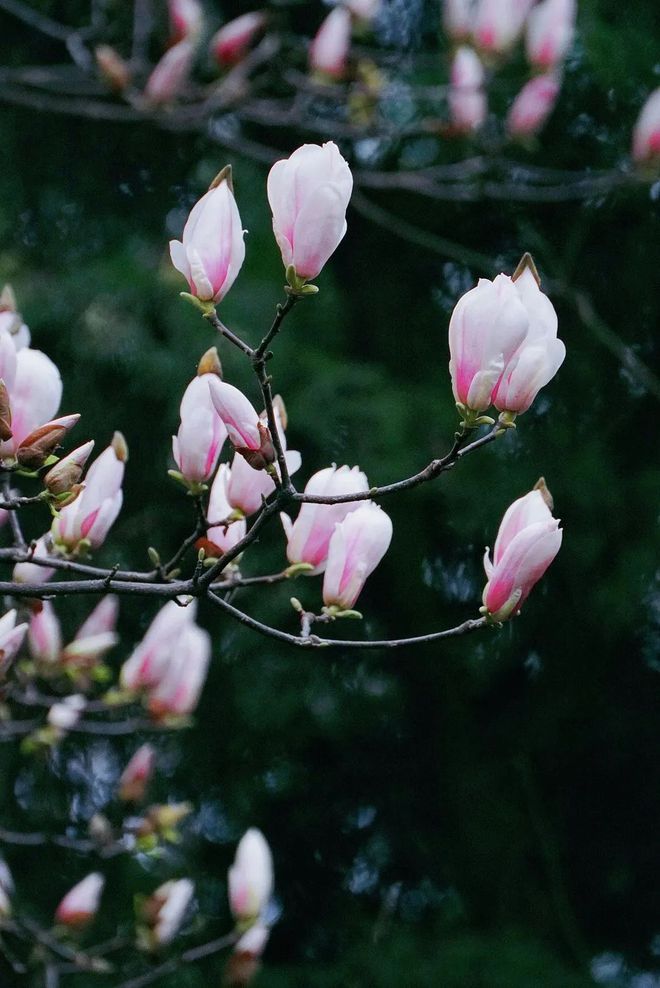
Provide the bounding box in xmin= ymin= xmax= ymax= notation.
xmin=202 ymin=464 xmax=247 ymax=557
xmin=170 ymin=168 xmax=246 ymax=304
xmin=632 ymin=88 xmax=660 ymax=164
xmin=169 ymin=0 xmax=203 ymax=43
xmin=323 ymin=501 xmax=393 ymax=610
xmin=491 ymin=260 xmax=565 ymax=414
xmin=121 ymin=599 xmax=197 ymax=691
xmin=12 ymin=534 xmax=56 ymax=585
xmin=525 ymin=0 xmax=576 ymax=69
xmin=43 ymin=440 xmax=94 ymax=496
xmin=228 ymin=828 xmax=274 ymax=923
xmin=76 ymin=595 xmax=119 ymax=639
xmin=443 ymin=0 xmax=475 ymax=41
xmin=448 ymin=273 xmax=529 ymax=413
xmin=173 ymin=375 xmax=227 ymax=485
xmin=147 ymin=624 xmax=211 ymax=718
xmin=28 ymin=600 xmax=62 ymax=664
xmin=118 ymin=744 xmax=156 ymax=803
xmin=52 ymin=433 xmax=126 ymax=551
xmin=55 ymin=872 xmax=104 ymax=928
xmin=62 ymin=596 xmax=119 ymax=668
xmin=0 ymin=608 xmax=28 ymax=676
xmin=482 ymin=486 xmax=562 ymax=621
xmin=144 ymin=39 xmax=196 ymax=105
xmin=473 ymin=0 xmax=533 ymax=53
xmin=208 ymin=378 xmax=275 ymax=470
xmin=449 ymin=46 xmax=487 ymax=133
xmin=267 ymin=142 xmax=353 ymax=282
xmin=309 ymin=7 xmax=352 ymax=80
xmin=281 ymin=465 xmax=369 ymax=572
xmin=142 ymin=879 xmax=194 ymax=947
xmin=0 ymin=349 xmax=62 ymax=460
xmin=507 ymin=72 xmax=561 ymax=137
xmin=226 ymin=405 xmax=300 ymax=516
xmin=210 ymin=12 xmax=267 ymax=67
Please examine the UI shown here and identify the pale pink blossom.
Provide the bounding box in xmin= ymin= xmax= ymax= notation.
xmin=226 ymin=407 xmax=300 ymax=516
xmin=281 ymin=465 xmax=369 ymax=572
xmin=169 ymin=0 xmax=203 ymax=42
xmin=228 ymin=828 xmax=273 ymax=923
xmin=267 ymin=142 xmax=353 ymax=281
xmin=48 ymin=694 xmax=86 ymax=731
xmin=491 ymin=262 xmax=565 ymax=414
xmin=482 ymin=487 xmax=562 ymax=621
xmin=449 ymin=46 xmax=487 ymax=133
xmin=632 ymin=88 xmax=660 ymax=164
xmin=173 ymin=374 xmax=227 ymax=485
xmin=76 ymin=595 xmax=119 ymax=639
xmin=12 ymin=534 xmax=56 ymax=585
xmin=62 ymin=596 xmax=119 ymax=667
xmin=170 ymin=170 xmax=246 ymax=304
xmin=145 ymin=879 xmax=194 ymax=946
xmin=144 ymin=39 xmax=196 ymax=105
xmin=118 ymin=744 xmax=156 ymax=802
xmin=28 ymin=600 xmax=62 ymax=664
xmin=210 ymin=12 xmax=267 ymax=67
xmin=147 ymin=624 xmax=210 ymax=717
xmin=443 ymin=0 xmax=475 ymax=41
xmin=507 ymin=72 xmax=561 ymax=137
xmin=323 ymin=502 xmax=392 ymax=610
xmin=473 ymin=0 xmax=534 ymax=53
xmin=204 ymin=464 xmax=247 ymax=556
xmin=120 ymin=599 xmax=198 ymax=691
xmin=208 ymin=378 xmax=275 ymax=470
xmin=55 ymin=872 xmax=104 ymax=928
xmin=309 ymin=7 xmax=352 ymax=80
xmin=0 ymin=609 xmax=28 ymax=676
xmin=0 ymin=348 xmax=62 ymax=459
xmin=448 ymin=273 xmax=530 ymax=412
xmin=52 ymin=433 xmax=126 ymax=551
xmin=525 ymin=0 xmax=576 ymax=68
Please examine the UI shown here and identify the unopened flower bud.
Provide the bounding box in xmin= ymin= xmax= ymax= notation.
xmin=309 ymin=7 xmax=352 ymax=80
xmin=323 ymin=502 xmax=393 ymax=610
xmin=55 ymin=872 xmax=104 ymax=928
xmin=119 ymin=744 xmax=156 ymax=803
xmin=112 ymin=431 xmax=129 ymax=462
xmin=16 ymin=414 xmax=80 ymax=469
xmin=43 ymin=440 xmax=94 ymax=495
xmin=210 ymin=11 xmax=267 ymax=67
xmin=228 ymin=828 xmax=273 ymax=925
xmin=208 ymin=379 xmax=275 ymax=470
xmin=144 ymin=39 xmax=196 ymax=106
xmin=95 ymin=45 xmax=132 ymax=91
xmin=197 ymin=346 xmax=223 ymax=378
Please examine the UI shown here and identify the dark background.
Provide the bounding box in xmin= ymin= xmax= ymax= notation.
xmin=0 ymin=0 xmax=659 ymax=984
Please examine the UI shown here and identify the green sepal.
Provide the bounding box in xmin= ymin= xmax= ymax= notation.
xmin=179 ymin=292 xmax=216 ymax=316
xmin=284 ymin=562 xmax=314 ymax=578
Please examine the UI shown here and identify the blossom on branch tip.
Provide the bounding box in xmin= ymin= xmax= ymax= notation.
xmin=267 ymin=142 xmax=353 ymax=283
xmin=632 ymin=88 xmax=660 ymax=164
xmin=525 ymin=0 xmax=576 ymax=69
xmin=482 ymin=483 xmax=562 ymax=621
xmin=229 ymin=828 xmax=274 ymax=925
xmin=309 ymin=7 xmax=352 ymax=80
xmin=208 ymin=378 xmax=275 ymax=470
xmin=323 ymin=501 xmax=393 ymax=610
xmin=507 ymin=72 xmax=562 ymax=137
xmin=54 ymin=872 xmax=104 ymax=928
xmin=170 ymin=167 xmax=246 ymax=304
xmin=172 ymin=373 xmax=227 ymax=487
xmin=52 ymin=433 xmax=126 ymax=552
xmin=210 ymin=12 xmax=267 ymax=67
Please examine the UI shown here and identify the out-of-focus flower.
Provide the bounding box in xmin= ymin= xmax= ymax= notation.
xmin=12 ymin=534 xmax=56 ymax=585
xmin=507 ymin=72 xmax=561 ymax=137
xmin=210 ymin=12 xmax=267 ymax=67
xmin=201 ymin=463 xmax=247 ymax=557
xmin=632 ymin=88 xmax=660 ymax=164
xmin=119 ymin=743 xmax=156 ymax=803
xmin=169 ymin=0 xmax=203 ymax=42
xmin=482 ymin=483 xmax=562 ymax=621
xmin=229 ymin=829 xmax=274 ymax=925
xmin=170 ymin=168 xmax=246 ymax=304
xmin=473 ymin=0 xmax=533 ymax=53
xmin=144 ymin=39 xmax=196 ymax=105
xmin=267 ymin=142 xmax=353 ymax=283
xmin=95 ymin=45 xmax=132 ymax=92
xmin=52 ymin=433 xmax=127 ymax=552
xmin=224 ymin=924 xmax=270 ymax=986
xmin=226 ymin=401 xmax=300 ymax=515
xmin=208 ymin=379 xmax=275 ymax=471
xmin=323 ymin=502 xmax=392 ymax=610
xmin=172 ymin=371 xmax=227 ymax=487
xmin=448 ymin=45 xmax=487 ymax=133
xmin=140 ymin=879 xmax=194 ymax=948
xmin=61 ymin=596 xmax=119 ymax=668
xmin=120 ymin=599 xmax=198 ymax=691
xmin=443 ymin=0 xmax=475 ymax=41
xmin=0 ymin=609 xmax=28 ymax=677
xmin=28 ymin=601 xmax=62 ymax=664
xmin=491 ymin=258 xmax=565 ymax=414
xmin=525 ymin=0 xmax=576 ymax=68
xmin=309 ymin=7 xmax=352 ymax=80
xmin=281 ymin=465 xmax=369 ymax=572
xmin=48 ymin=694 xmax=86 ymax=731
xmin=54 ymin=872 xmax=104 ymax=928
xmin=147 ymin=624 xmax=211 ymax=718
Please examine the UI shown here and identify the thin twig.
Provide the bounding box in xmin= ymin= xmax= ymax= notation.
xmin=113 ymin=931 xmax=237 ymax=988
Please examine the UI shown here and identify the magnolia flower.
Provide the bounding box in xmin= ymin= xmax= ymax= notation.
xmin=267 ymin=142 xmax=353 ymax=282
xmin=0 ymin=348 xmax=62 ymax=460
xmin=172 ymin=374 xmax=227 ymax=486
xmin=141 ymin=879 xmax=194 ymax=948
xmin=170 ymin=169 xmax=246 ymax=304
xmin=449 ymin=46 xmax=487 ymax=133
xmin=120 ymin=599 xmax=198 ymax=691
xmin=147 ymin=624 xmax=211 ymax=718
xmin=323 ymin=502 xmax=393 ymax=610
xmin=491 ymin=260 xmax=565 ymax=414
xmin=482 ymin=485 xmax=562 ymax=621
xmin=169 ymin=0 xmax=203 ymax=42
xmin=118 ymin=744 xmax=156 ymax=803
xmin=632 ymin=88 xmax=660 ymax=164
xmin=52 ymin=432 xmax=126 ymax=551
xmin=525 ymin=0 xmax=576 ymax=69
xmin=0 ymin=609 xmax=28 ymax=677
xmin=473 ymin=0 xmax=533 ymax=53
xmin=309 ymin=7 xmax=352 ymax=80
xmin=144 ymin=39 xmax=196 ymax=105
xmin=228 ymin=828 xmax=274 ymax=924
xmin=281 ymin=465 xmax=369 ymax=572
xmin=62 ymin=596 xmax=119 ymax=668
xmin=208 ymin=378 xmax=275 ymax=470
xmin=55 ymin=873 xmax=104 ymax=928
xmin=202 ymin=463 xmax=247 ymax=557
xmin=443 ymin=0 xmax=475 ymax=41
xmin=507 ymin=72 xmax=562 ymax=137
xmin=28 ymin=600 xmax=62 ymax=664
xmin=226 ymin=403 xmax=300 ymax=516
xmin=210 ymin=12 xmax=267 ymax=67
